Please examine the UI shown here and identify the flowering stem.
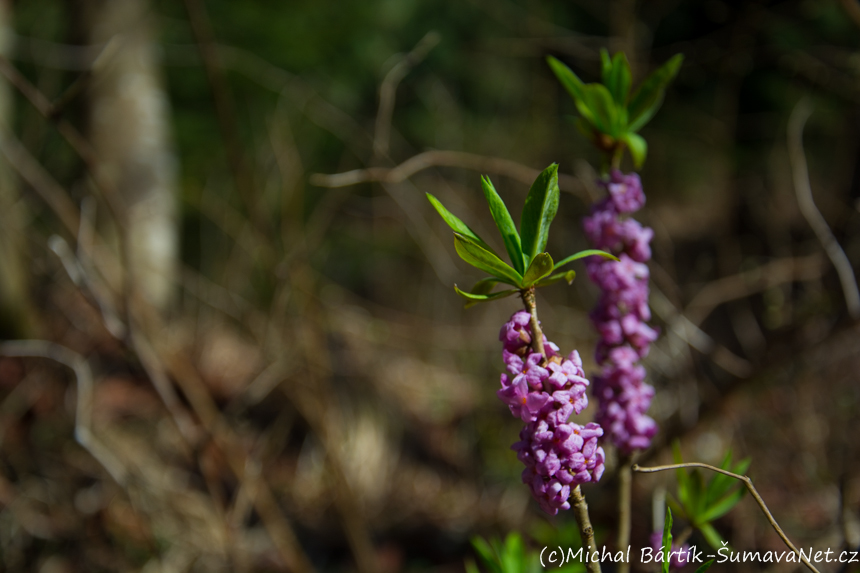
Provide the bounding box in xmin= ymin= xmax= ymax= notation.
xmin=521 ymin=289 xmax=602 ymax=573
xmin=571 ymin=485 xmax=603 ymax=573
xmin=616 ymin=454 xmax=633 ymax=573
xmin=521 ymin=288 xmax=546 ymax=359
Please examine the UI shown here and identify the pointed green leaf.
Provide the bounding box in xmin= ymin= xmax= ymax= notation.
xmin=464 ymin=559 xmax=482 ymax=573
xmin=609 ymin=52 xmax=632 ymax=106
xmin=706 ymin=451 xmax=737 ymax=504
xmin=471 ymin=536 xmax=500 ymax=571
xmin=628 ymin=54 xmax=684 ymax=132
xmin=455 ymin=284 xmax=518 ymax=308
xmin=553 ymin=249 xmax=618 ymax=271
xmin=454 ymin=232 xmax=523 ymax=286
xmin=535 ymin=269 xmax=575 ymax=288
xmin=470 ymin=277 xmax=506 ymax=295
xmin=481 ymin=175 xmax=524 ymax=274
xmin=621 ymin=132 xmax=648 ymax=168
xmin=699 ymin=487 xmax=746 ymax=523
xmin=661 ymin=508 xmax=673 ymax=573
xmin=581 ymin=83 xmax=619 ymax=135
xmin=520 ymin=164 xmax=560 ymax=264
xmin=426 ymin=193 xmax=495 ymax=253
xmin=694 ymin=560 xmax=715 ymax=573
xmin=600 ymin=48 xmax=613 ymax=86
xmin=547 ymin=56 xmax=598 ymax=128
xmin=697 ymin=522 xmax=727 ymax=552
xmin=522 ymin=252 xmax=554 ymax=287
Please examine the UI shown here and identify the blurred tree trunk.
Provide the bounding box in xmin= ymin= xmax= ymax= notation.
xmin=79 ymin=0 xmax=178 ymax=313
xmin=0 ymin=0 xmax=34 ymax=336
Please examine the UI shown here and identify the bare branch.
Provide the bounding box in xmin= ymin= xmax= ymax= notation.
xmin=310 ymin=149 xmax=586 ymax=196
xmin=374 ymin=31 xmax=440 ymax=160
xmin=787 ymin=99 xmax=860 ymax=321
xmin=0 ymin=341 xmax=128 ymax=485
xmin=633 ymin=462 xmax=822 ymax=573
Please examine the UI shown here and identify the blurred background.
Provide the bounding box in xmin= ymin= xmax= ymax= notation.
xmin=0 ymin=0 xmax=859 ymax=571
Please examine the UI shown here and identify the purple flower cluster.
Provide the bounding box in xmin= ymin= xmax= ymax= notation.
xmin=497 ymin=311 xmax=606 ymax=514
xmin=584 ymin=170 xmax=658 ymax=454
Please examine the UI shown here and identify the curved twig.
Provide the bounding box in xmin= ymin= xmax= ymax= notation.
xmin=0 ymin=341 xmax=127 ymax=485
xmin=787 ymin=99 xmax=860 ymax=321
xmin=633 ymin=462 xmax=821 ymax=573
xmin=310 ymin=149 xmax=585 ymax=196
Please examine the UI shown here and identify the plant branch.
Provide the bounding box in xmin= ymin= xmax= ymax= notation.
xmin=633 ymin=462 xmax=822 ymax=573
xmin=571 ymin=485 xmax=603 ymax=573
xmin=787 ymin=98 xmax=860 ymax=321
xmin=309 ymin=149 xmax=586 ymax=197
xmin=373 ymin=31 xmax=440 ymax=160
xmin=617 ymin=454 xmax=633 ymax=573
xmin=520 ymin=287 xmax=546 ymax=359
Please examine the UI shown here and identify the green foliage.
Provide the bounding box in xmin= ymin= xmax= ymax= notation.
xmin=670 ymin=442 xmax=750 ymax=550
xmin=661 ymin=507 xmax=673 ymax=573
xmin=428 ymin=168 xmax=616 ymax=306
xmin=466 ymin=533 xmax=584 ymax=573
xmin=547 ymin=50 xmax=683 ymax=169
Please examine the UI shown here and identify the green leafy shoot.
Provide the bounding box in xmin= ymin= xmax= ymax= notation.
xmin=694 ymin=560 xmax=715 ymax=573
xmin=428 ymin=167 xmax=613 ymax=306
xmin=547 ymin=51 xmax=683 ymax=170
xmin=671 ymin=441 xmax=750 ymax=550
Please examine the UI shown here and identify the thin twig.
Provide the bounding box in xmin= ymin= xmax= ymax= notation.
xmin=617 ymin=454 xmax=633 ymax=573
xmin=633 ymin=462 xmax=822 ymax=573
xmin=787 ymin=98 xmax=860 ymax=321
xmin=374 ymin=31 xmax=440 ymax=160
xmin=570 ymin=485 xmax=602 ymax=573
xmin=0 ymin=341 xmax=128 ymax=485
xmin=521 ymin=288 xmax=546 ymax=359
xmin=310 ymin=149 xmax=586 ymax=197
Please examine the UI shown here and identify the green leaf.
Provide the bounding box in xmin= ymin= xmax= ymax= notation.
xmin=535 ymin=270 xmax=575 ymax=288
xmin=481 ymin=175 xmax=524 ymax=274
xmin=426 ymin=193 xmax=495 ymax=254
xmin=455 ymin=285 xmax=518 ymax=307
xmin=454 ymin=233 xmax=523 ymax=286
xmin=465 ymin=559 xmax=482 ymax=573
xmin=471 ymin=537 xmax=501 ymax=573
xmin=520 ymin=164 xmax=560 ymax=264
xmin=699 ymin=487 xmax=746 ymax=523
xmin=553 ymin=249 xmax=618 ymax=271
xmin=600 ymin=49 xmax=612 ymax=85
xmin=547 ymin=57 xmax=596 ymax=127
xmin=608 ymin=52 xmax=632 ymax=107
xmin=522 ymin=252 xmax=554 ymax=286
xmin=580 ymin=83 xmax=619 ymax=135
xmin=694 ymin=560 xmax=715 ymax=573
xmin=661 ymin=508 xmax=673 ymax=573
xmin=621 ymin=132 xmax=647 ymax=169
xmin=627 ymin=54 xmax=684 ymax=132
xmin=469 ymin=277 xmax=507 ymax=295
xmin=697 ymin=522 xmax=727 ymax=552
